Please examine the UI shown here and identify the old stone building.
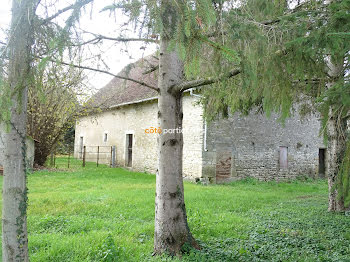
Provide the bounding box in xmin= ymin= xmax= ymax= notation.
xmin=75 ymin=57 xmax=326 ymax=183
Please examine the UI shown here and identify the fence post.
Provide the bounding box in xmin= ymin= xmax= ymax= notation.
xmin=68 ymin=148 xmax=70 ymax=168
xmin=111 ymin=146 xmax=116 ymax=168
xmin=97 ymin=146 xmax=99 ymax=167
xmin=110 ymin=146 xmax=112 ymax=167
xmin=53 ymin=150 xmax=56 ymax=167
xmin=83 ymin=146 xmax=86 ymax=167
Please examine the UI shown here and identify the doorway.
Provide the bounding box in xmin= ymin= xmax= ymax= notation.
xmin=126 ymin=134 xmax=133 ymax=167
xmin=216 ymin=151 xmax=232 ymax=183
xmin=319 ymin=148 xmax=326 ymax=178
xmin=279 ymin=146 xmax=288 ymax=169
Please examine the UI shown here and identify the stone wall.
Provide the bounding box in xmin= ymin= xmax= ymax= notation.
xmin=202 ymin=110 xmax=325 ymax=182
xmin=182 ymin=95 xmax=204 ymax=180
xmin=76 ymin=96 xmax=325 ymax=183
xmin=74 ymin=95 xmax=204 ymax=178
xmin=74 ymin=99 xmax=159 ymax=173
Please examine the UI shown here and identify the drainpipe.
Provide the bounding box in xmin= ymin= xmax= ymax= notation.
xmin=189 ymin=88 xmax=208 ymax=152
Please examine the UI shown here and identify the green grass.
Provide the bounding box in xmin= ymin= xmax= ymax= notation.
xmin=0 ymin=158 xmax=349 ymax=261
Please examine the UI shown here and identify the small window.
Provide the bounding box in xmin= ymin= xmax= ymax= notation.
xmin=279 ymin=146 xmax=288 ymax=169
xmin=103 ymin=133 xmax=108 ymax=142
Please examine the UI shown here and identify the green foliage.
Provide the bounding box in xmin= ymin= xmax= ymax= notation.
xmin=200 ymin=0 xmax=350 ymax=206
xmin=1 ymin=1 xmax=90 ymax=166
xmin=0 ymin=160 xmax=348 ymax=261
xmin=201 ymin=0 xmax=299 ymax=121
xmin=0 ymin=0 xmax=90 ymax=127
xmin=202 ymin=0 xmax=349 ymax=119
xmin=101 ymin=0 xmax=241 ymax=80
xmin=0 ymin=81 xmax=12 ymax=127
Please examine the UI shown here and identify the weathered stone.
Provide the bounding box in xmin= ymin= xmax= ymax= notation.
xmin=75 ymin=95 xmax=325 ymax=183
xmin=74 ymin=94 xmax=204 ymax=178
xmin=203 ymin=109 xmax=324 ymax=181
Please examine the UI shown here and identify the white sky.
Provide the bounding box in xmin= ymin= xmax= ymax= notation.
xmin=0 ymin=0 xmax=303 ymax=93
xmin=0 ymin=0 xmax=156 ymax=92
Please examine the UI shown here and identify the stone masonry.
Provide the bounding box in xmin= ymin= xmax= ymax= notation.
xmin=74 ymin=94 xmax=204 ymax=178
xmin=75 ymin=94 xmax=326 ymax=183
xmin=201 ymin=110 xmax=325 ymax=183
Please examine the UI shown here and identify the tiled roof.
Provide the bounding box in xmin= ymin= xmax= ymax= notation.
xmin=90 ymin=55 xmax=158 ymax=109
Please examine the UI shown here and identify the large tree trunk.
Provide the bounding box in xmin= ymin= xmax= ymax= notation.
xmin=327 ymin=107 xmax=347 ymax=212
xmin=154 ymin=1 xmax=198 ymax=255
xmin=2 ymin=1 xmax=35 ymax=261
xmin=325 ymin=39 xmax=346 ymax=211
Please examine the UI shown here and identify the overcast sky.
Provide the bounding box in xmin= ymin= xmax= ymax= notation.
xmin=0 ymin=0 xmax=156 ymax=92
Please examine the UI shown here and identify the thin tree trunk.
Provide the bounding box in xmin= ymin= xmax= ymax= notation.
xmin=2 ymin=0 xmax=35 ymax=261
xmin=154 ymin=1 xmax=198 ymax=254
xmin=327 ymin=107 xmax=347 ymax=212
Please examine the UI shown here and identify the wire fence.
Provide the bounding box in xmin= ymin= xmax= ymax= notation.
xmin=50 ymin=145 xmax=117 ymax=169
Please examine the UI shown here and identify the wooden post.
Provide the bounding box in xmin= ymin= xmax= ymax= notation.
xmin=68 ymin=148 xmax=70 ymax=168
xmin=83 ymin=146 xmax=86 ymax=167
xmin=54 ymin=150 xmax=56 ymax=167
xmin=110 ymin=146 xmax=112 ymax=167
xmin=97 ymin=146 xmax=99 ymax=167
xmin=112 ymin=146 xmax=116 ymax=168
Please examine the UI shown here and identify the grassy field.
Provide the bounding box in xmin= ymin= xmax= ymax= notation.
xmin=0 ymin=158 xmax=349 ymax=261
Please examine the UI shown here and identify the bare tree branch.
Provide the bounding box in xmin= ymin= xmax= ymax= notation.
xmin=74 ymin=33 xmax=159 ymax=46
xmin=143 ymin=65 xmax=159 ymax=75
xmin=40 ymin=0 xmax=94 ymax=25
xmin=207 ymin=2 xmax=327 ymax=38
xmin=177 ymin=69 xmax=241 ymax=92
xmin=96 ymin=35 xmax=159 ymax=43
xmin=43 ymin=58 xmax=159 ymax=91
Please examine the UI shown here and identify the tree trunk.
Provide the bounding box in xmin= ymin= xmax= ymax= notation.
xmin=327 ymin=107 xmax=347 ymax=212
xmin=154 ymin=2 xmax=198 ymax=254
xmin=2 ymin=0 xmax=35 ymax=261
xmin=325 ymin=42 xmax=346 ymax=212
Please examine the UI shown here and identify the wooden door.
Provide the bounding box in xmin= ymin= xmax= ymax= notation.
xmin=216 ymin=151 xmax=232 ymax=182
xmin=279 ymin=146 xmax=288 ymax=169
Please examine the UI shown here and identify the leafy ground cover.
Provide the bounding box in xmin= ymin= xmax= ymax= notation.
xmin=0 ymin=158 xmax=349 ymax=261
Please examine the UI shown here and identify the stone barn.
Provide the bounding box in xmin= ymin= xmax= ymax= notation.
xmin=74 ymin=56 xmax=326 ymax=183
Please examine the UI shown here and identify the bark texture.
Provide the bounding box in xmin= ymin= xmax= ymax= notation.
xmin=325 ymin=52 xmax=346 ymax=212
xmin=327 ymin=108 xmax=347 ymax=212
xmin=2 ymin=1 xmax=36 ymax=261
xmin=154 ymin=0 xmax=198 ymax=255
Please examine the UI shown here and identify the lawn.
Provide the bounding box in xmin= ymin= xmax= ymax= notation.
xmin=0 ymin=158 xmax=349 ymax=261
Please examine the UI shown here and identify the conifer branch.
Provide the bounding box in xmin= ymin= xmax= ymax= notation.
xmin=73 ymin=35 xmax=159 ymax=46
xmin=37 ymin=57 xmax=159 ymax=91
xmin=177 ymin=69 xmax=241 ymax=92
xmin=40 ymin=0 xmax=94 ymax=25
